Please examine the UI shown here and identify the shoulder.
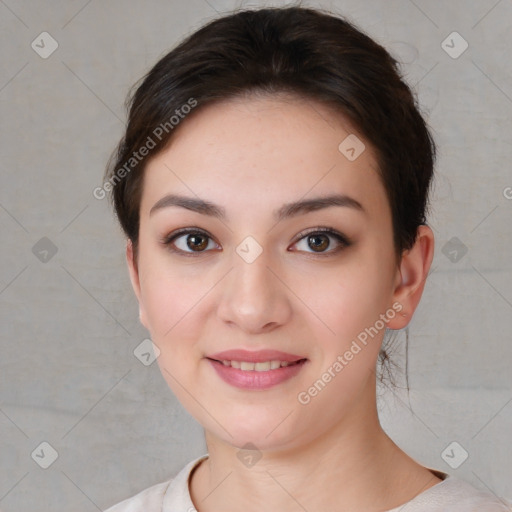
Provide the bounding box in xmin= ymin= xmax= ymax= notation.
xmin=103 ymin=455 xmax=208 ymax=512
xmin=439 ymin=477 xmax=511 ymax=511
xmin=393 ymin=472 xmax=512 ymax=512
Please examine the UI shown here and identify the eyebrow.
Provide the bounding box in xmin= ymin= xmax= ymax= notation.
xmin=149 ymin=193 xmax=365 ymax=221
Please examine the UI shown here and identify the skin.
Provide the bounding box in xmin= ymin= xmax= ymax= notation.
xmin=126 ymin=94 xmax=439 ymax=512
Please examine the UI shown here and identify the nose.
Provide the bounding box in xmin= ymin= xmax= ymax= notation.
xmin=216 ymin=248 xmax=293 ymax=335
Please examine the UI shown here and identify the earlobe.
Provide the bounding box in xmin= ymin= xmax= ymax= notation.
xmin=387 ymin=225 xmax=435 ymax=330
xmin=126 ymin=239 xmax=148 ymax=328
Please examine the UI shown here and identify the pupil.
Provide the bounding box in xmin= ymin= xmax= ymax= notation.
xmin=188 ymin=234 xmax=207 ymax=251
xmin=309 ymin=234 xmax=329 ymax=252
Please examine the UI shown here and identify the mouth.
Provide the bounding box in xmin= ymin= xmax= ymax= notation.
xmin=206 ymin=349 xmax=308 ymax=389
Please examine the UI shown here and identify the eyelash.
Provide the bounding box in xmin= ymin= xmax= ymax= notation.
xmin=161 ymin=226 xmax=351 ymax=257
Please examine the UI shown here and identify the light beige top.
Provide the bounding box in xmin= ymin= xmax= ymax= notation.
xmin=105 ymin=455 xmax=511 ymax=512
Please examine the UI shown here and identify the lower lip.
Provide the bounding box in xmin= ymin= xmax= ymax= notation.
xmin=208 ymin=359 xmax=306 ymax=390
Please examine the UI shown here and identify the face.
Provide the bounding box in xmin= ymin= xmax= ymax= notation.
xmin=127 ymin=95 xmax=410 ymax=452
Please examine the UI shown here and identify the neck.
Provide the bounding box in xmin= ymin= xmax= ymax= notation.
xmin=189 ymin=383 xmax=441 ymax=512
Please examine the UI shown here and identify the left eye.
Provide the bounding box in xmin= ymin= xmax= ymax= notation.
xmin=164 ymin=229 xmax=219 ymax=254
xmin=291 ymin=229 xmax=350 ymax=254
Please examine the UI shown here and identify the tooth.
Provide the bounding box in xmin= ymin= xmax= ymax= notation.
xmin=225 ymin=360 xmax=296 ymax=370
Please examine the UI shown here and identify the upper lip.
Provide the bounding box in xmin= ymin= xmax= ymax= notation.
xmin=208 ymin=349 xmax=306 ymax=363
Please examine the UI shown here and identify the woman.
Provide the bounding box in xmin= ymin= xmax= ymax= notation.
xmin=103 ymin=6 xmax=510 ymax=511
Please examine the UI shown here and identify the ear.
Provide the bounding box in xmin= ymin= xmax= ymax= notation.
xmin=126 ymin=239 xmax=148 ymax=328
xmin=387 ymin=225 xmax=435 ymax=329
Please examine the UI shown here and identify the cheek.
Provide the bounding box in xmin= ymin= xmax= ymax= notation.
xmin=296 ymin=258 xmax=392 ymax=343
xmin=140 ymin=270 xmax=206 ymax=400
xmin=137 ymin=255 xmax=213 ymax=376
xmin=137 ymin=249 xmax=208 ymax=338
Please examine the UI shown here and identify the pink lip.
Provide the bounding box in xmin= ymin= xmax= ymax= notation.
xmin=208 ymin=349 xmax=304 ymax=363
xmin=206 ymin=349 xmax=307 ymax=390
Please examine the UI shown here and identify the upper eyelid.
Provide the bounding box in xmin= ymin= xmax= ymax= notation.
xmin=164 ymin=227 xmax=215 ymax=241
xmin=292 ymin=227 xmax=348 ymax=241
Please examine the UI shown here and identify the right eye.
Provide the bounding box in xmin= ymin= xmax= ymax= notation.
xmin=163 ymin=228 xmax=220 ymax=256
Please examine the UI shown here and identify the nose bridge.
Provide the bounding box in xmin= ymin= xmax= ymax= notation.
xmin=234 ymin=250 xmax=273 ymax=298
xmin=217 ymin=244 xmax=291 ymax=332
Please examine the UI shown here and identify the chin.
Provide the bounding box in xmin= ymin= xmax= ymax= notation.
xmin=203 ymin=408 xmax=304 ymax=452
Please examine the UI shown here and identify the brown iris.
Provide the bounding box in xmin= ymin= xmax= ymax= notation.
xmin=308 ymin=233 xmax=329 ymax=252
xmin=187 ymin=234 xmax=208 ymax=251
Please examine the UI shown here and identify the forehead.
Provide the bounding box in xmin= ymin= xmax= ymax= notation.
xmin=141 ymin=95 xmax=389 ymax=221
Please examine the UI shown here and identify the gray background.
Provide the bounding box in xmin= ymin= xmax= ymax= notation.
xmin=0 ymin=0 xmax=511 ymax=510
